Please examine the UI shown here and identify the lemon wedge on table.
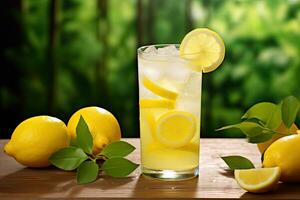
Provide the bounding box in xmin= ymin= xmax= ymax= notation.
xmin=142 ymin=77 xmax=178 ymax=100
xmin=234 ymin=167 xmax=281 ymax=193
xmin=180 ymin=28 xmax=225 ymax=73
xmin=155 ymin=110 xmax=196 ymax=148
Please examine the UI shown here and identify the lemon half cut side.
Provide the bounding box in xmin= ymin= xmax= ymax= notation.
xmin=180 ymin=28 xmax=225 ymax=73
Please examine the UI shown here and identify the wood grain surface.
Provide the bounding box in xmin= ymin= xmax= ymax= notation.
xmin=0 ymin=138 xmax=300 ymax=199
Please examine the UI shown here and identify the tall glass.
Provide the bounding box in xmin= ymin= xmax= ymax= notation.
xmin=138 ymin=44 xmax=202 ymax=180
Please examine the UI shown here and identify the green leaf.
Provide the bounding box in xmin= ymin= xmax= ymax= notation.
xmin=281 ymin=96 xmax=300 ymax=128
xmin=242 ymin=118 xmax=264 ymax=125
xmin=76 ymin=116 xmax=93 ymax=154
xmin=265 ymin=103 xmax=282 ymax=130
xmin=221 ymin=156 xmax=255 ymax=170
xmin=103 ymin=157 xmax=139 ymax=177
xmin=242 ymin=102 xmax=282 ymax=130
xmin=77 ymin=160 xmax=99 ymax=184
xmin=49 ymin=147 xmax=88 ymax=171
xmin=70 ymin=138 xmax=78 ymax=147
xmin=247 ymin=132 xmax=274 ymax=143
xmin=101 ymin=141 xmax=135 ymax=158
xmin=239 ymin=122 xmax=269 ymax=137
xmin=216 ymin=121 xmax=265 ymax=136
xmin=215 ymin=124 xmax=239 ymax=132
xmin=242 ymin=102 xmax=276 ymax=120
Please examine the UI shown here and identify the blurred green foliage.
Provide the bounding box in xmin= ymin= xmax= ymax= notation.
xmin=1 ymin=0 xmax=300 ymax=138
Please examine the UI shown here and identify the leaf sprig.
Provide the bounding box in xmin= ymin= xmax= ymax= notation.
xmin=216 ymin=96 xmax=300 ymax=143
xmin=49 ymin=116 xmax=139 ymax=184
xmin=218 ymin=96 xmax=299 ymax=171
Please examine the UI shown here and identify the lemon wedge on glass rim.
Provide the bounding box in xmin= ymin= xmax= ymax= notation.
xmin=234 ymin=167 xmax=281 ymax=193
xmin=180 ymin=28 xmax=225 ymax=73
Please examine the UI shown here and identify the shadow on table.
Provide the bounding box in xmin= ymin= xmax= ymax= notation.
xmin=239 ymin=182 xmax=300 ymax=198
xmin=218 ymin=169 xmax=234 ymax=179
xmin=0 ymin=167 xmax=75 ymax=195
xmin=0 ymin=167 xmax=136 ymax=198
xmin=130 ymin=175 xmax=199 ymax=198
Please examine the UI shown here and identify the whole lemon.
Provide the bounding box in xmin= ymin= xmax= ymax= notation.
xmin=67 ymin=106 xmax=121 ymax=154
xmin=4 ymin=116 xmax=69 ymax=168
xmin=257 ymin=123 xmax=298 ymax=153
xmin=263 ymin=134 xmax=300 ymax=182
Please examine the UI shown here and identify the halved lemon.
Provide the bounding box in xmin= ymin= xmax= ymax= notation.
xmin=140 ymin=99 xmax=175 ymax=109
xmin=143 ymin=77 xmax=178 ymax=100
xmin=234 ymin=167 xmax=281 ymax=193
xmin=156 ymin=110 xmax=196 ymax=148
xmin=180 ymin=28 xmax=225 ymax=73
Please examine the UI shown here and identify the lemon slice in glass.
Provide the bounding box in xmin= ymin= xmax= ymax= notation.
xmin=180 ymin=28 xmax=225 ymax=73
xmin=140 ymin=99 xmax=175 ymax=109
xmin=156 ymin=110 xmax=196 ymax=148
xmin=234 ymin=167 xmax=281 ymax=193
xmin=140 ymin=109 xmax=156 ymax=140
xmin=143 ymin=77 xmax=178 ymax=100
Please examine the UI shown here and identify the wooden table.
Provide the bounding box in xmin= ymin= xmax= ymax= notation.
xmin=0 ymin=139 xmax=300 ymax=199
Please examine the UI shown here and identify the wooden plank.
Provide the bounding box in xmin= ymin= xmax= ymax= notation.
xmin=0 ymin=139 xmax=299 ymax=199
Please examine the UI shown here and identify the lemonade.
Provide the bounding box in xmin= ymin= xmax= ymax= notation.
xmin=138 ymin=28 xmax=225 ymax=180
xmin=138 ymin=44 xmax=202 ymax=180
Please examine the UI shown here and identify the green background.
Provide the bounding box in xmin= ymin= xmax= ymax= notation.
xmin=1 ymin=0 xmax=300 ymax=138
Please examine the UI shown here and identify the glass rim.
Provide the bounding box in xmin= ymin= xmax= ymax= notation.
xmin=137 ymin=44 xmax=180 ymax=56
xmin=137 ymin=44 xmax=205 ymax=60
xmin=137 ymin=44 xmax=192 ymax=63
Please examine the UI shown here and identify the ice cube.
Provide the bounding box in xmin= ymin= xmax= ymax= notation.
xmin=141 ymin=46 xmax=158 ymax=60
xmin=139 ymin=65 xmax=162 ymax=81
xmin=144 ymin=45 xmax=157 ymax=54
xmin=175 ymin=72 xmax=202 ymax=117
xmin=161 ymin=60 xmax=193 ymax=85
xmin=157 ymin=45 xmax=179 ymax=55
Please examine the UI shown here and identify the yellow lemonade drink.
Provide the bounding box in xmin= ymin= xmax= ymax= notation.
xmin=138 ymin=28 xmax=225 ymax=180
xmin=138 ymin=44 xmax=202 ymax=180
